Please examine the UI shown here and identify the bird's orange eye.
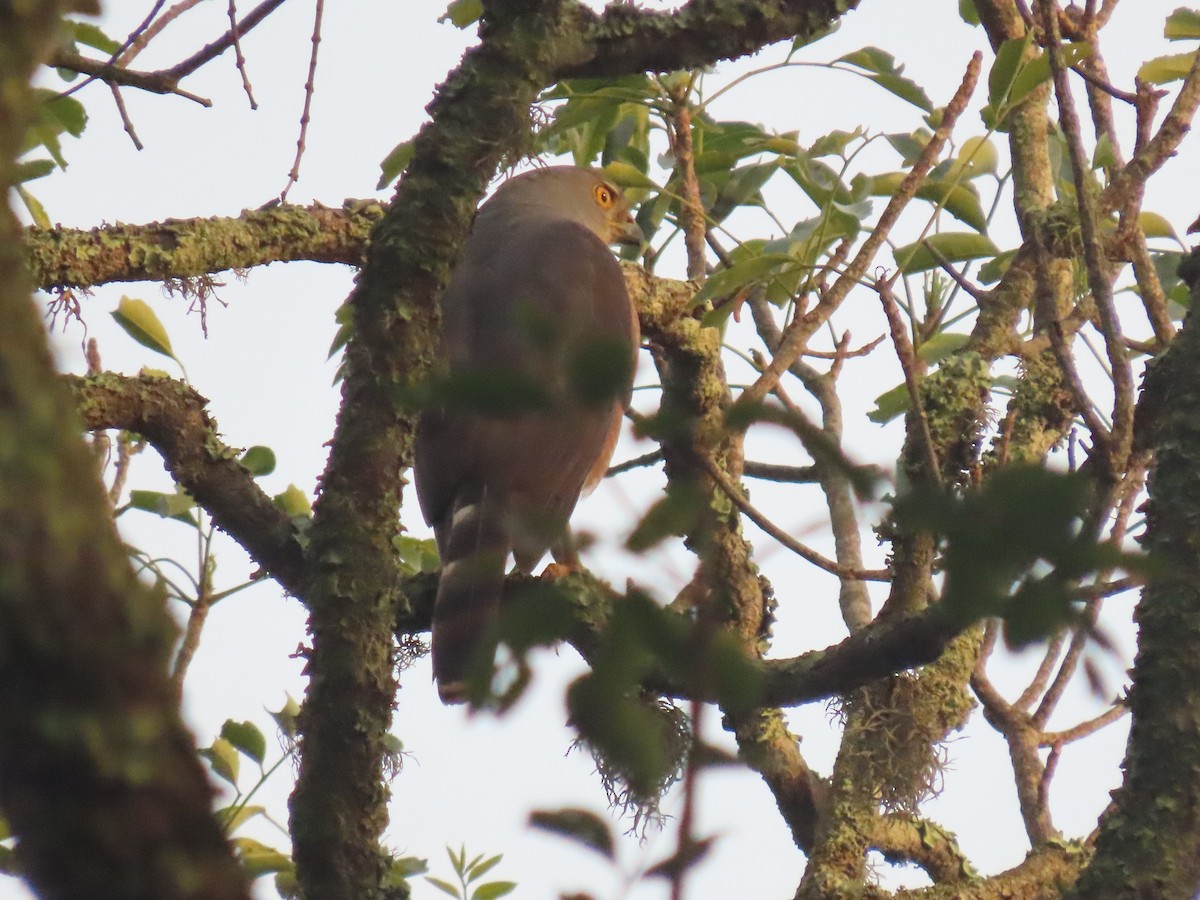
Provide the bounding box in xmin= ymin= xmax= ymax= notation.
xmin=593 ymin=184 xmax=614 ymax=209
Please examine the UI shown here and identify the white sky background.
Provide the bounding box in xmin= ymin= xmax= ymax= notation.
xmin=12 ymin=1 xmax=1200 ymax=898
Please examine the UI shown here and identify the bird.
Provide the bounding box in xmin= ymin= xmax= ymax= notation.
xmin=414 ymin=166 xmax=642 ymax=704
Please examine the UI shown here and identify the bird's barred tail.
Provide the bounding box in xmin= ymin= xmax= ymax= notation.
xmin=431 ymin=491 xmax=508 ymax=704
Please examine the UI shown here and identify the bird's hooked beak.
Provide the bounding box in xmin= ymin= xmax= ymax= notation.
xmin=612 ymin=211 xmax=644 ymax=248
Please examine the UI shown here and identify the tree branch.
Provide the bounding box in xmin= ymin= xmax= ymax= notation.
xmin=559 ymin=0 xmax=862 ymax=79
xmin=67 ymin=372 xmax=307 ymax=595
xmin=0 ymin=6 xmax=249 ymax=896
xmin=25 ymin=201 xmax=380 ymax=290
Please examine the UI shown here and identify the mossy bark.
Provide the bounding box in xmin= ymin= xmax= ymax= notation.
xmin=1072 ymin=252 xmax=1200 ymax=899
xmin=0 ymin=6 xmax=248 ymax=899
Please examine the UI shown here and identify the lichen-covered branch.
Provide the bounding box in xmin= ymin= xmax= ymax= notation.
xmin=67 ymin=372 xmax=306 ymax=594
xmin=560 ymin=0 xmax=861 ymax=79
xmin=286 ymin=0 xmax=866 ymax=893
xmin=398 ymin=570 xmax=966 ymax=710
xmin=0 ymin=6 xmax=249 ymax=898
xmin=1072 ymin=250 xmax=1200 ymax=898
xmin=26 ymin=200 xmax=380 ymax=290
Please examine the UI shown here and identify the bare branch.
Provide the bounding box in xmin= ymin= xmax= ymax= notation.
xmin=280 ymin=0 xmax=324 ymax=201
xmin=1044 ymin=1 xmax=1134 ymax=477
xmin=700 ymin=455 xmax=890 ymax=582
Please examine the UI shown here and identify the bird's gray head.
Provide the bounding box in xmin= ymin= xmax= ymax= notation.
xmin=476 ymin=166 xmax=643 ymax=248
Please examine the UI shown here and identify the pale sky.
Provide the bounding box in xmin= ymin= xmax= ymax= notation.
xmin=14 ymin=2 xmax=1200 ymax=898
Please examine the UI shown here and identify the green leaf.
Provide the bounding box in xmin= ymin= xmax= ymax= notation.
xmin=448 ymin=845 xmax=466 ymax=876
xmin=893 ymin=232 xmax=1000 ymax=274
xmin=945 ymin=135 xmax=998 ymax=179
xmin=569 ymin=335 xmax=635 ymax=406
xmin=885 ymin=130 xmax=930 ymax=166
xmin=985 ymin=34 xmax=1034 ymax=120
xmin=1139 ymin=210 xmax=1178 ymax=241
xmin=871 ymin=173 xmax=987 ymax=232
xmin=626 ymin=482 xmax=707 ymax=552
xmin=200 ymin=737 xmax=240 ymax=788
xmin=17 ymin=185 xmax=50 ymax=228
xmin=808 ymin=127 xmax=864 ymax=158
xmin=529 ymin=808 xmax=615 ymax=860
xmin=125 ymin=488 xmax=198 ymax=525
xmin=66 ymin=20 xmax=121 ymax=54
xmin=269 ymin=694 xmax=301 ymax=738
xmin=690 ymin=253 xmax=796 ymax=306
xmin=602 ymin=160 xmax=658 ymax=191
xmin=918 ymin=331 xmax=970 ymax=365
xmin=44 ymin=94 xmax=87 ymax=138
xmin=868 ymin=382 xmax=909 ymax=424
xmin=990 ymin=40 xmax=1094 ymax=128
xmin=1138 ymin=51 xmax=1198 ymax=84
xmin=275 ymin=870 xmax=300 ymax=899
xmin=111 ymin=296 xmax=177 ymax=360
xmin=15 ymin=158 xmax=55 ymax=183
xmin=835 ymin=47 xmax=933 ymax=111
xmin=466 ymin=854 xmax=502 ymax=881
xmin=959 ymin=0 xmax=981 ymax=25
xmin=439 ymin=0 xmax=482 ymax=28
xmin=789 ymin=20 xmax=839 ymax=54
xmin=1165 ymin=8 xmax=1200 ymax=40
xmin=396 ymin=535 xmax=440 ymax=575
xmin=707 ymin=630 xmax=764 ymax=714
xmin=894 ymin=466 xmax=1146 ymax=644
xmin=221 ymin=720 xmax=267 ymax=765
xmin=978 ymin=248 xmax=1017 ymax=285
xmin=708 ymin=161 xmax=778 ymax=222
xmin=217 ymin=803 xmax=266 ymax=834
xmin=240 ymin=445 xmax=276 ymax=477
xmin=328 ymin=301 xmax=354 ymax=359
xmin=472 ymin=882 xmax=516 ymax=900
xmin=377 ymin=139 xmax=414 ymax=190
xmin=646 ymin=837 xmax=715 ymax=880
xmin=233 ymin=837 xmax=293 ymax=878
xmin=390 ymin=856 xmax=429 ymax=879
xmin=1092 ymin=133 xmax=1119 ymax=170
xmin=273 ymin=485 xmax=312 ymax=518
xmin=495 ymin=581 xmax=581 ymax=652
xmin=427 ymin=876 xmax=462 ymax=899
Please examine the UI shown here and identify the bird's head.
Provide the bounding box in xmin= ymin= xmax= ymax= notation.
xmin=482 ymin=166 xmax=643 ymax=249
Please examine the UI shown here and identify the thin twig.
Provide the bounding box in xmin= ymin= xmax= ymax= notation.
xmin=227 ymin=0 xmax=258 ymax=109
xmin=876 ymin=274 xmax=942 ymax=484
xmin=606 ymin=449 xmax=662 ymax=477
xmin=666 ymin=80 xmax=707 ymax=283
xmin=1100 ymin=45 xmax=1200 ymax=215
xmin=1014 ymin=632 xmax=1067 ymax=711
xmin=735 ymin=52 xmax=982 ymax=415
xmin=109 ymin=83 xmax=144 ymax=151
xmin=926 ymin=242 xmax=989 ymax=302
xmin=165 ymin=0 xmax=289 ymax=79
xmin=1069 ymin=62 xmax=1136 ymax=106
xmin=281 ymin=0 xmax=323 ymax=201
xmin=118 ymin=0 xmax=204 ymax=66
xmin=1039 ymin=701 xmax=1128 ymax=746
xmin=802 ymin=333 xmax=885 ymax=360
xmin=1043 ymin=1 xmax=1134 ymax=478
xmin=743 ymin=461 xmax=818 ymax=483
xmin=51 ymin=0 xmax=288 ymax=107
xmin=699 ymin=456 xmax=890 ymax=581
xmin=1032 ymin=460 xmax=1144 ymax=729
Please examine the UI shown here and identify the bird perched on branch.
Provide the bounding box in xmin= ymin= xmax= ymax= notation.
xmin=415 ymin=166 xmax=642 ymax=704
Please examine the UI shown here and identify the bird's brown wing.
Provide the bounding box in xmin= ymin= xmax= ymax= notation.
xmin=415 ymin=219 xmax=635 ymax=703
